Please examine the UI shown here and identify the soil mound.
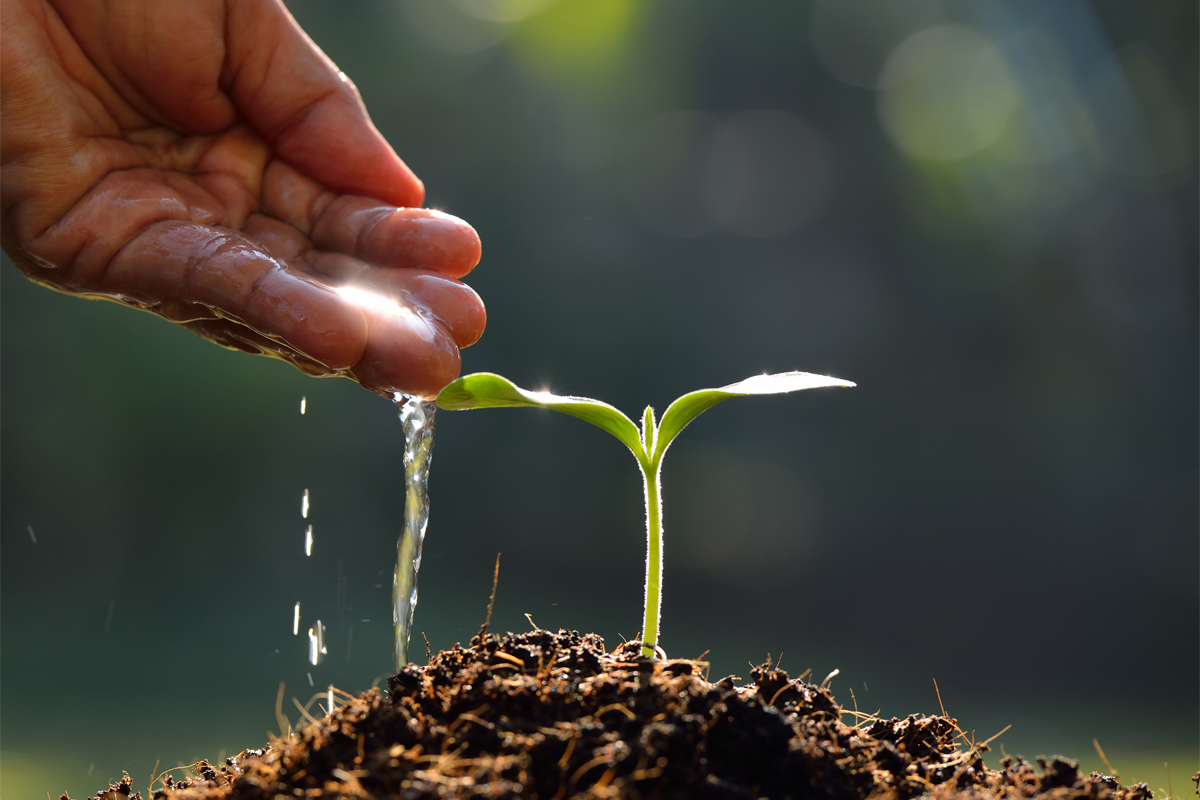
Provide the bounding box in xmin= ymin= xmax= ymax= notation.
xmin=75 ymin=629 xmax=1156 ymax=800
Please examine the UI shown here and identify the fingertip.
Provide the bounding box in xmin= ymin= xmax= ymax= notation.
xmin=244 ymin=270 xmax=370 ymax=371
xmin=455 ymin=289 xmax=486 ymax=349
xmin=456 ymin=215 xmax=482 ymax=273
xmin=406 ymin=272 xmax=486 ymax=348
xmin=350 ymin=309 xmax=462 ymax=398
xmin=372 ymin=153 xmax=424 ymax=210
xmin=404 ymin=171 xmax=426 ymax=210
xmin=103 ymin=222 xmax=371 ymax=373
xmin=310 ymin=202 xmax=483 ymax=278
xmin=389 ymin=209 xmax=482 ymax=278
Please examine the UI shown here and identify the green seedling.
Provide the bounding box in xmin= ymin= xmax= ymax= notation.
xmin=437 ymin=370 xmax=854 ymax=658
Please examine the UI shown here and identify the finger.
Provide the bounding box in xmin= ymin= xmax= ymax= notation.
xmin=180 ymin=317 xmax=339 ymax=377
xmin=224 ymin=0 xmax=424 ymax=208
xmin=241 ymin=212 xmax=486 ymax=348
xmin=241 ymin=212 xmax=312 ymax=261
xmin=256 ymin=158 xmax=336 ymax=235
xmin=104 ymin=220 xmax=368 ymax=371
xmin=109 ymin=220 xmax=470 ymax=396
xmin=258 ymin=161 xmax=480 ymax=277
xmin=18 ymin=167 xmax=228 ymax=285
xmin=308 ymin=195 xmax=482 ymax=279
xmin=347 ymin=301 xmax=463 ymax=400
xmin=40 ymin=0 xmax=234 ymax=134
xmin=386 ymin=270 xmax=486 ymax=349
xmin=305 ymin=252 xmax=486 ymax=349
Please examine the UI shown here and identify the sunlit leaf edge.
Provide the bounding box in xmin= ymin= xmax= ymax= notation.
xmin=653 ymin=371 xmax=855 ymax=462
xmin=438 ymin=372 xmax=644 ymax=456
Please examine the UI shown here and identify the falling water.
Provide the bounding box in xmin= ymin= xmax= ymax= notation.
xmin=392 ymin=394 xmax=437 ymax=671
xmin=308 ymin=620 xmax=327 ymax=665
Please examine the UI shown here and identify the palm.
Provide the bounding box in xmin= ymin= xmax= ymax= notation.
xmin=2 ymin=0 xmax=484 ymax=397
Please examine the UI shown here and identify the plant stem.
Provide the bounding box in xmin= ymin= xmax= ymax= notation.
xmin=641 ymin=457 xmax=663 ymax=658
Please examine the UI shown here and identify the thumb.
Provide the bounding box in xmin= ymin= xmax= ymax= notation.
xmin=224 ymin=0 xmax=424 ymax=209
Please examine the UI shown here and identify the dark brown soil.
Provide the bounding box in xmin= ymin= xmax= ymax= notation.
xmin=74 ymin=629 xmax=1163 ymax=800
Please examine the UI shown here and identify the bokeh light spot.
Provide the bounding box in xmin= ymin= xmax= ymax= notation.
xmin=509 ymin=0 xmax=637 ymax=83
xmin=396 ymin=1 xmax=507 ymax=54
xmin=878 ymin=25 xmax=1018 ymax=162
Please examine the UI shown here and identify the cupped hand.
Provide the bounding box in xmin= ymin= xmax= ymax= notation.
xmin=1 ymin=0 xmax=485 ymax=398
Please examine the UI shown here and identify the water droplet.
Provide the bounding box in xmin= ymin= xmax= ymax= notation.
xmin=300 ymin=396 xmax=307 ymax=415
xmin=302 ymin=490 xmax=310 ymax=519
xmin=327 ymin=686 xmax=334 ymax=713
xmin=306 ymin=672 xmax=313 ymax=686
xmin=305 ymin=524 xmax=313 ymax=556
xmin=308 ymin=620 xmax=327 ymax=665
xmin=392 ymin=394 xmax=437 ymax=670
xmin=27 ymin=525 xmax=36 ymax=543
xmin=293 ymin=602 xmax=301 ymax=635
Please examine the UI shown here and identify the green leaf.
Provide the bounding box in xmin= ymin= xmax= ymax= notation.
xmin=438 ymin=373 xmax=645 ymax=457
xmin=653 ymin=371 xmax=855 ymax=462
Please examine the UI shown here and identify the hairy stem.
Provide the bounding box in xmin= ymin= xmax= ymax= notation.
xmin=641 ymin=457 xmax=663 ymax=658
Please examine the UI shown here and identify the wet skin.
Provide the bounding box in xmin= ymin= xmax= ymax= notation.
xmin=0 ymin=0 xmax=485 ymax=398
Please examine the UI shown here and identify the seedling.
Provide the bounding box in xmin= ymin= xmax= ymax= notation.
xmin=437 ymin=370 xmax=854 ymax=658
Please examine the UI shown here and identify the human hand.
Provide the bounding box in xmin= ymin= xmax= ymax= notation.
xmin=1 ymin=0 xmax=484 ymax=398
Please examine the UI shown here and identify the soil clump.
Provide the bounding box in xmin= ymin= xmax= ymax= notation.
xmin=74 ymin=629 xmax=1159 ymax=800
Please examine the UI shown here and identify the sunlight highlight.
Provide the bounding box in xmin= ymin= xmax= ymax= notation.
xmin=336 ymin=285 xmax=422 ymax=321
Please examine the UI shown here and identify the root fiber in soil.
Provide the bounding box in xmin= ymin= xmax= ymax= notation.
xmin=75 ymin=629 xmax=1164 ymax=800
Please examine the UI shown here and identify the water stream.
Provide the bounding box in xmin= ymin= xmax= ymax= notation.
xmin=392 ymin=394 xmax=437 ymax=670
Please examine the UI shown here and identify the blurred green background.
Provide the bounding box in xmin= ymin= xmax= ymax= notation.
xmin=3 ymin=1 xmax=1196 ymax=797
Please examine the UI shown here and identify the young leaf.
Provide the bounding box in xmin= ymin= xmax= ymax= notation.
xmin=652 ymin=371 xmax=855 ymax=462
xmin=439 ymin=368 xmax=854 ymax=660
xmin=438 ymin=373 xmax=645 ymax=457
